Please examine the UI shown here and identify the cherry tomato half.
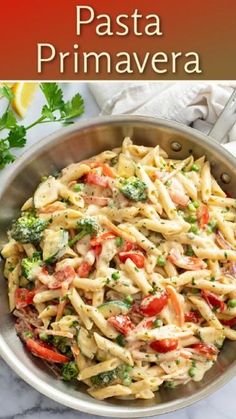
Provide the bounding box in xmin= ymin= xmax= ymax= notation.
xmin=15 ymin=288 xmax=35 ymax=309
xmin=85 ymin=172 xmax=108 ymax=188
xmin=140 ymin=292 xmax=168 ymax=317
xmin=108 ymin=315 xmax=134 ymax=335
xmin=90 ymin=232 xmax=116 ymax=247
xmin=119 ymin=252 xmax=145 ymax=268
xmin=150 ymin=338 xmax=178 ymax=353
xmin=191 ymin=342 xmax=217 ymax=356
xmin=201 ymin=290 xmax=225 ymax=312
xmin=184 ymin=311 xmax=201 ymax=323
xmin=49 ymin=266 xmax=76 ymax=289
xmin=77 ymin=262 xmax=92 ymax=278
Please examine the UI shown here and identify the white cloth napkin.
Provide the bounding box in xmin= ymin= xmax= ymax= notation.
xmin=90 ymin=81 xmax=236 ymax=156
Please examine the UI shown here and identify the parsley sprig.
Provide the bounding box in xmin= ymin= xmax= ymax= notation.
xmin=0 ymin=83 xmax=84 ymax=168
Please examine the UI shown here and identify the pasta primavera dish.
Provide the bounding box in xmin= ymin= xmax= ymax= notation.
xmin=2 ymin=138 xmax=236 ymax=400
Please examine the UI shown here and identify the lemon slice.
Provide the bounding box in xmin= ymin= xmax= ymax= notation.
xmin=12 ymin=82 xmax=38 ymax=117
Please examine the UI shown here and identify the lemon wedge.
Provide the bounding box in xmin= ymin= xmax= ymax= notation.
xmin=12 ymin=82 xmax=38 ymax=117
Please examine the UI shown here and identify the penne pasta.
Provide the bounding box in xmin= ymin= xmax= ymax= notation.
xmin=123 ymin=259 xmax=152 ymax=295
xmin=68 ymin=288 xmax=93 ymax=330
xmin=189 ymin=296 xmax=223 ymax=329
xmin=88 ymin=384 xmax=132 ymax=400
xmin=94 ymin=333 xmax=133 ymax=366
xmin=201 ymin=161 xmax=211 ymax=203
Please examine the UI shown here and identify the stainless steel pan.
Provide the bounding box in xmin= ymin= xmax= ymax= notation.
xmin=0 ymin=91 xmax=236 ymax=417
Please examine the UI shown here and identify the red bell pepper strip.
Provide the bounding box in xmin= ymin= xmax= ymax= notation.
xmin=26 ymin=339 xmax=69 ymax=363
xmin=197 ymin=204 xmax=210 ymax=229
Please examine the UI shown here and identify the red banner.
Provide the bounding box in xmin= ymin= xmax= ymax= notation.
xmin=1 ymin=0 xmax=235 ymax=79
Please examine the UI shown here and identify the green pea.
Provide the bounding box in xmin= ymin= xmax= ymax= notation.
xmin=23 ymin=330 xmax=33 ymax=339
xmin=124 ymin=295 xmax=133 ymax=305
xmin=164 ymin=381 xmax=175 ymax=389
xmin=188 ymin=203 xmax=196 ymax=212
xmin=39 ymin=332 xmax=49 ymax=341
xmin=189 ymin=224 xmax=199 ymax=234
xmin=207 ymin=220 xmax=218 ymax=233
xmin=192 ymin=200 xmax=200 ymax=208
xmin=188 ymin=367 xmax=196 ymax=378
xmin=73 ymin=183 xmax=83 ymax=192
xmin=156 ymin=255 xmax=166 ymax=267
xmin=191 ymin=164 xmax=200 ymax=172
xmin=40 ymin=176 xmax=48 ymax=182
xmin=186 ymin=214 xmax=197 ymax=223
xmin=112 ymin=271 xmax=120 ymax=280
xmin=123 ymin=375 xmax=132 ymax=386
xmin=227 ymin=299 xmax=236 ymax=308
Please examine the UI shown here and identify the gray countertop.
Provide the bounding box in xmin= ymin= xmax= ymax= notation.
xmin=0 ymin=82 xmax=235 ymax=419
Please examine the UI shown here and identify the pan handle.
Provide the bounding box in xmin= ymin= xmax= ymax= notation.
xmin=209 ymin=89 xmax=236 ymax=144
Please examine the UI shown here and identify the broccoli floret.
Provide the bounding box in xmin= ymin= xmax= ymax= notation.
xmin=52 ymin=336 xmax=72 ymax=356
xmin=69 ymin=216 xmax=100 ymax=246
xmin=91 ymin=369 xmax=119 ymax=388
xmin=120 ymin=177 xmax=148 ymax=202
xmin=61 ymin=361 xmax=79 ymax=381
xmin=77 ymin=217 xmax=100 ymax=235
xmin=11 ymin=213 xmax=47 ymax=244
xmin=21 ymin=252 xmax=42 ymax=280
xmin=91 ymin=364 xmax=132 ymax=388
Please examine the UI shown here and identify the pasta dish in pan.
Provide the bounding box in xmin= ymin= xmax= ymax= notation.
xmin=2 ymin=138 xmax=236 ymax=400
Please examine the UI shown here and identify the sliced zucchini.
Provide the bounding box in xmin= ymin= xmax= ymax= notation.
xmin=98 ymin=300 xmax=130 ymax=319
xmin=34 ymin=176 xmax=59 ymax=209
xmin=77 ymin=327 xmax=97 ymax=359
xmin=42 ymin=229 xmax=68 ymax=263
